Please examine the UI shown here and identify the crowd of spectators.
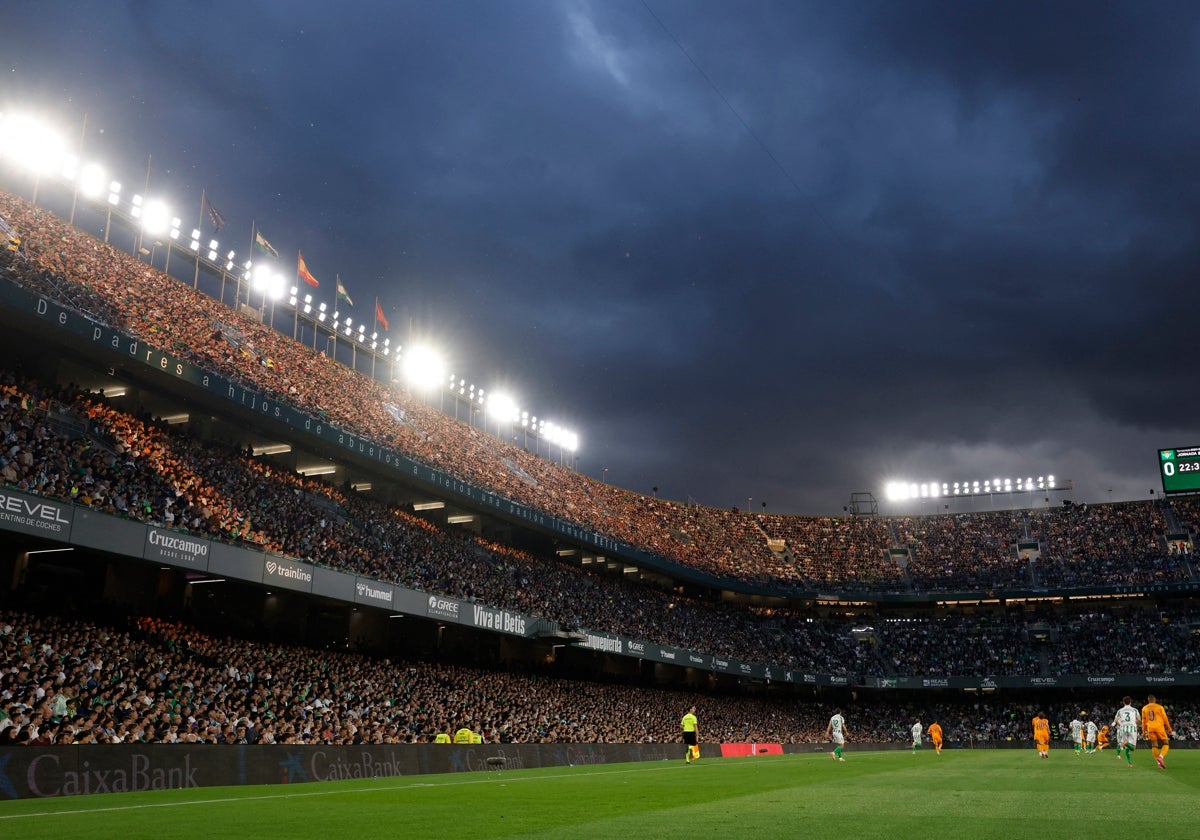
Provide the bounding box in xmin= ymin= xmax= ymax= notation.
xmin=1 ymin=190 xmax=1200 ymax=692
xmin=1 ymin=367 xmax=1194 ymax=679
xmin=4 ymin=189 xmax=1193 ymax=596
xmin=873 ymin=615 xmax=1041 ymax=677
xmin=3 ymin=608 xmax=1198 ymax=748
xmin=1046 ymin=610 xmax=1200 ymax=676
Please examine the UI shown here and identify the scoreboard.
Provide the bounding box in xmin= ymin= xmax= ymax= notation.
xmin=1159 ymin=447 xmax=1200 ymax=495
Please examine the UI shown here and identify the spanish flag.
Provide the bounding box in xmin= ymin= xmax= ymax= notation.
xmin=297 ymin=252 xmax=320 ymax=287
xmin=375 ymin=298 xmax=389 ymax=331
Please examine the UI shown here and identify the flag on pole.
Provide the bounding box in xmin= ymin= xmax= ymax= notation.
xmin=336 ymin=276 xmax=354 ymax=306
xmin=297 ymin=252 xmax=320 ymax=287
xmin=375 ymin=298 xmax=389 ymax=331
xmin=203 ymin=195 xmax=227 ymax=232
xmin=255 ymin=230 xmax=279 ymax=258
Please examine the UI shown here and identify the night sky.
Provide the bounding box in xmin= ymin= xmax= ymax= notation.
xmin=3 ymin=1 xmax=1197 ymax=514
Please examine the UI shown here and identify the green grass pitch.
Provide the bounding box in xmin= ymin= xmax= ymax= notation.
xmin=0 ymin=748 xmax=1194 ymax=839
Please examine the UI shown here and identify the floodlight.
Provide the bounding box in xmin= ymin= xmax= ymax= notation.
xmin=487 ymin=392 xmax=520 ymax=423
xmin=251 ymin=263 xmax=286 ymax=300
xmin=404 ymin=345 xmax=446 ymax=390
xmin=0 ymin=114 xmax=65 ymax=174
xmin=107 ymin=181 xmax=122 ymax=205
xmin=78 ymin=163 xmax=106 ymax=198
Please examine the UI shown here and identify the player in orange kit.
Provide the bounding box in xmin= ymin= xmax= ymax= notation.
xmin=928 ymin=721 xmax=943 ymax=755
xmin=1141 ymin=695 xmax=1174 ymax=769
xmin=1032 ymin=711 xmax=1050 ymax=758
xmin=1096 ymin=724 xmax=1109 ymax=751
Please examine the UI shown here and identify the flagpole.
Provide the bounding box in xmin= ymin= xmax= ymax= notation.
xmin=194 ymin=189 xmax=205 ymax=289
xmin=68 ymin=112 xmax=88 ymax=225
xmin=330 ymin=273 xmax=339 ymax=361
xmin=133 ymin=153 xmax=152 ymax=257
xmin=293 ymin=250 xmax=302 ymax=342
xmin=240 ymin=219 xmax=254 ymax=315
xmin=371 ymin=297 xmax=379 ymax=379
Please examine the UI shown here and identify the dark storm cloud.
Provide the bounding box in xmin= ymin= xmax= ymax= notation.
xmin=3 ymin=1 xmax=1195 ymax=512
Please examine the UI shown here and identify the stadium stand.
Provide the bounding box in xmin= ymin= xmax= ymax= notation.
xmin=0 ymin=185 xmax=1197 ymax=767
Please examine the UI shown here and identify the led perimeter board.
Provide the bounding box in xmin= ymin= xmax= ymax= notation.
xmin=1159 ymin=447 xmax=1200 ymax=495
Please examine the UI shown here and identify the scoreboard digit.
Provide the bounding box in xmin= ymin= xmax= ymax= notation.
xmin=1159 ymin=447 xmax=1200 ymax=495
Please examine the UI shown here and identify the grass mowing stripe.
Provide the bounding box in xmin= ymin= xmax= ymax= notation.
xmin=0 ymin=750 xmax=1193 ymax=840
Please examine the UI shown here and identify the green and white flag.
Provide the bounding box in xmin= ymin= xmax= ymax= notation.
xmin=255 ymin=230 xmax=279 ymax=258
xmin=336 ymin=276 xmax=354 ymax=306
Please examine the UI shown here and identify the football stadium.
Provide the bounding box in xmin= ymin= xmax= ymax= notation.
xmin=1 ymin=53 xmax=1199 ymax=840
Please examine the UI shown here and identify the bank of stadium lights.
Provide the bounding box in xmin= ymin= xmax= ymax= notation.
xmin=1 ymin=112 xmax=575 ymax=451
xmin=0 ymin=112 xmax=189 ymax=252
xmin=885 ymin=475 xmax=1057 ymax=501
xmin=539 ymin=420 xmax=579 ymax=453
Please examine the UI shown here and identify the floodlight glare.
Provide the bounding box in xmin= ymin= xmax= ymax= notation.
xmin=140 ymin=202 xmax=169 ymax=231
xmin=60 ymin=153 xmax=78 ymax=180
xmin=0 ymin=114 xmax=65 ymax=174
xmin=487 ymin=392 xmax=520 ymax=423
xmin=78 ymin=163 xmax=107 ymax=198
xmin=403 ymin=345 xmax=446 ymax=390
xmin=250 ymin=263 xmax=286 ymax=300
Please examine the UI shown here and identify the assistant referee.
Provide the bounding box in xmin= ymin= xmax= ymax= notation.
xmin=681 ymin=705 xmax=699 ymax=763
